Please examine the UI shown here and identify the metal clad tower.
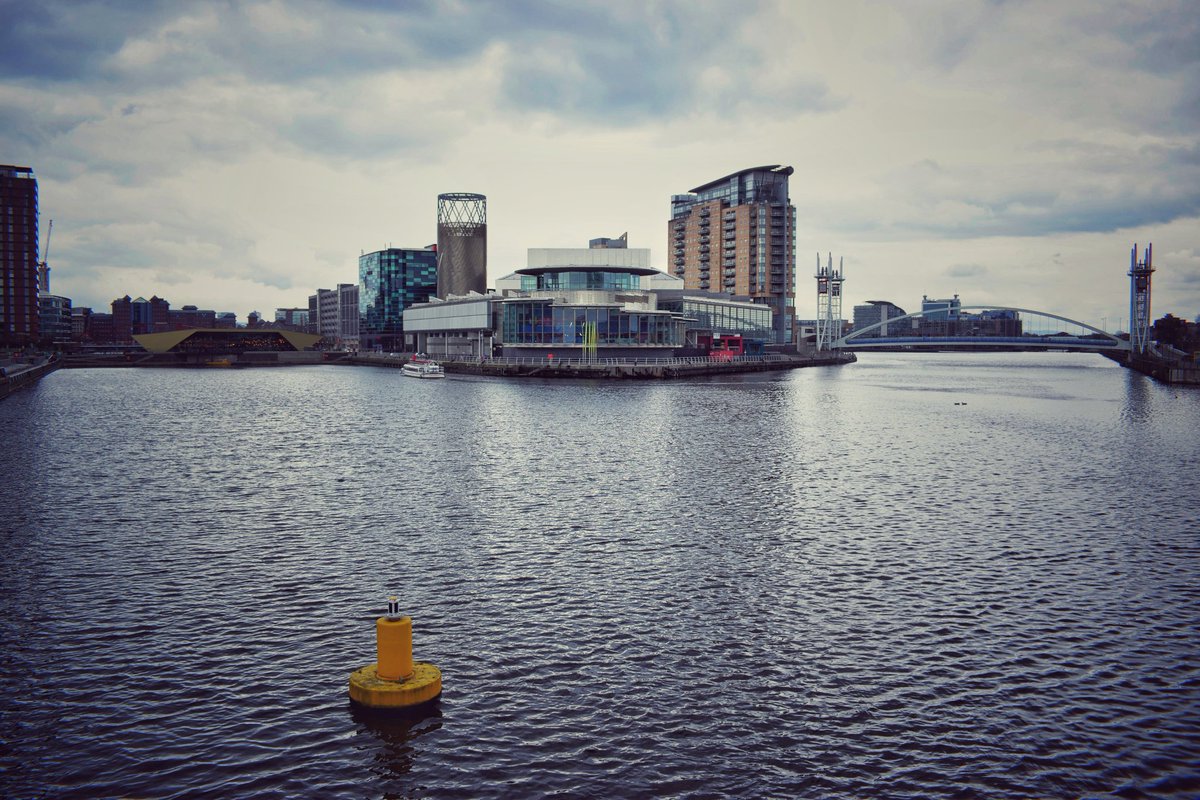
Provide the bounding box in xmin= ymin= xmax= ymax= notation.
xmin=437 ymin=193 xmax=487 ymax=298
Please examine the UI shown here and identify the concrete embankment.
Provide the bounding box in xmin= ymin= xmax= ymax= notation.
xmin=1103 ymin=350 xmax=1200 ymax=385
xmin=349 ymin=351 xmax=856 ymax=379
xmin=61 ymin=351 xmax=340 ymax=368
xmin=0 ymin=358 xmax=62 ymax=400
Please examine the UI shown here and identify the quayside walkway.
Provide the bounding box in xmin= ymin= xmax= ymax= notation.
xmin=0 ymin=355 xmax=62 ymax=400
xmin=349 ymin=351 xmax=855 ymax=379
xmin=1103 ymin=345 xmax=1200 ymax=385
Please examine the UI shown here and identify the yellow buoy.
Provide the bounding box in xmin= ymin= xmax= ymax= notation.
xmin=349 ymin=597 xmax=442 ymax=709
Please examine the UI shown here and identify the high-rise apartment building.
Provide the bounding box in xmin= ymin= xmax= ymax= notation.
xmin=360 ymin=247 xmax=438 ymax=351
xmin=669 ymin=165 xmax=796 ymax=344
xmin=1 ymin=165 xmax=40 ymax=345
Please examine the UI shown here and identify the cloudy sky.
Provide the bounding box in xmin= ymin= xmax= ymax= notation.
xmin=3 ymin=0 xmax=1198 ymax=327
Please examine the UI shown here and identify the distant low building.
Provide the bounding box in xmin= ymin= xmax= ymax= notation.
xmin=71 ymin=307 xmax=92 ymax=341
xmin=170 ymin=305 xmax=217 ymax=330
xmin=310 ymin=283 xmax=360 ymax=350
xmin=922 ymin=294 xmax=961 ymax=321
xmin=39 ymin=294 xmax=72 ymax=345
xmin=111 ymin=295 xmax=170 ymax=341
xmin=853 ymin=300 xmax=908 ymax=335
xmin=274 ymin=307 xmax=309 ymax=331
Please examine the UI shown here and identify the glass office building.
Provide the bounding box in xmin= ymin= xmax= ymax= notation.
xmin=497 ymin=265 xmax=686 ymax=357
xmin=655 ymin=291 xmax=773 ymax=341
xmin=501 ymin=300 xmax=681 ymax=347
xmin=359 ymin=247 xmax=438 ymax=350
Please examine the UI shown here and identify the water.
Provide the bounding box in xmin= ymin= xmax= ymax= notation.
xmin=1 ymin=353 xmax=1197 ymax=799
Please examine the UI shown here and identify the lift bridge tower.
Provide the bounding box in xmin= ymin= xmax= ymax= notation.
xmin=815 ymin=252 xmax=844 ymax=350
xmin=1128 ymin=242 xmax=1154 ymax=354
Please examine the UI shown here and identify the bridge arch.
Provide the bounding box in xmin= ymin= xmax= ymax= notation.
xmin=833 ymin=306 xmax=1129 ymax=351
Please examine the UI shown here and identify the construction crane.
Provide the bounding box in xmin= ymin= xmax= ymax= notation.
xmin=38 ymin=219 xmax=52 ymax=293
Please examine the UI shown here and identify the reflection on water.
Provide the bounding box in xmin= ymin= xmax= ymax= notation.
xmin=350 ymin=701 xmax=443 ymax=783
xmin=1 ymin=353 xmax=1198 ymax=799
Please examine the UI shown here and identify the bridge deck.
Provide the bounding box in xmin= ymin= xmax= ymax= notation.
xmin=842 ymin=335 xmax=1124 ymax=350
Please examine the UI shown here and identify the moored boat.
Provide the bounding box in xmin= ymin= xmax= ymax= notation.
xmin=401 ymin=358 xmax=445 ymax=379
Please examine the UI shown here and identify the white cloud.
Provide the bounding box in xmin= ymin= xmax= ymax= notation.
xmin=3 ymin=0 xmax=1196 ymax=328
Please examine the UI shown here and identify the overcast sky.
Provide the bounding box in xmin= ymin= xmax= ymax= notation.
xmin=3 ymin=0 xmax=1198 ymax=327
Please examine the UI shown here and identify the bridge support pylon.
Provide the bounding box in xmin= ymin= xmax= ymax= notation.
xmin=1129 ymin=243 xmax=1154 ymax=355
xmin=815 ymin=253 xmax=844 ymax=351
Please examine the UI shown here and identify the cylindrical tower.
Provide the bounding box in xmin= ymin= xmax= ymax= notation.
xmin=436 ymin=193 xmax=487 ymax=298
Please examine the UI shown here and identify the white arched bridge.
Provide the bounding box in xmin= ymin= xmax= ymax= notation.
xmin=832 ymin=306 xmax=1131 ymax=352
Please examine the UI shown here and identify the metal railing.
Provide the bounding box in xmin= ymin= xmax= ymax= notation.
xmin=429 ymin=354 xmax=791 ymax=367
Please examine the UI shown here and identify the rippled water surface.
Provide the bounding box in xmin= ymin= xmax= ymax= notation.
xmin=2 ymin=353 xmax=1198 ymax=799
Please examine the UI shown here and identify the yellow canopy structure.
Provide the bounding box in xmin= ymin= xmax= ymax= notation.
xmin=133 ymin=329 xmax=322 ymax=353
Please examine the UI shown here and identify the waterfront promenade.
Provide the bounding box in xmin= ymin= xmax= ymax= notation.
xmin=347 ymin=350 xmax=855 ymax=378
xmin=0 ymin=354 xmax=60 ymax=400
xmin=49 ymin=348 xmax=856 ymax=379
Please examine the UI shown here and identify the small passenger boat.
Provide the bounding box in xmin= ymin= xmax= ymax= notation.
xmin=401 ymin=358 xmax=446 ymax=379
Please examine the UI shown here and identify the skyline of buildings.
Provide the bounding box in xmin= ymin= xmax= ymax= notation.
xmin=7 ymin=159 xmax=1191 ymax=351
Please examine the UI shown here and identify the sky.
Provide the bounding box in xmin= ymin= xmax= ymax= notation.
xmin=2 ymin=0 xmax=1198 ymax=328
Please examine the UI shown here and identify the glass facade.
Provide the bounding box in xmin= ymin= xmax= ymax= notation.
xmin=359 ymin=248 xmax=438 ymax=344
xmin=529 ymin=269 xmax=641 ymax=292
xmin=501 ymin=300 xmax=682 ymax=347
xmin=657 ymin=296 xmax=773 ymax=339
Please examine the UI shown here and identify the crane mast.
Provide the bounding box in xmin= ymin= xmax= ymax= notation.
xmin=38 ymin=219 xmax=53 ymax=293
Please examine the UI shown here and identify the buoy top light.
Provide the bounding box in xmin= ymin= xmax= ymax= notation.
xmin=386 ymin=595 xmax=402 ymax=620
